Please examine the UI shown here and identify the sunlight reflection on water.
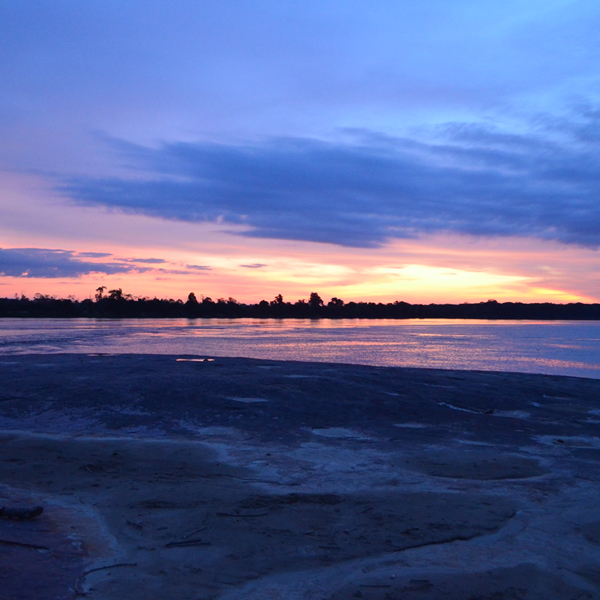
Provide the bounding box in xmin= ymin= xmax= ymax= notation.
xmin=0 ymin=318 xmax=599 ymax=378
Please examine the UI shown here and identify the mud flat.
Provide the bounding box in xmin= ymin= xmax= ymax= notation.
xmin=1 ymin=354 xmax=600 ymax=599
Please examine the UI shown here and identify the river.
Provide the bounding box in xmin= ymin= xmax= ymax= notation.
xmin=1 ymin=318 xmax=599 ymax=379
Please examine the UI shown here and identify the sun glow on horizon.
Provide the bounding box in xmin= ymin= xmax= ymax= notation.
xmin=0 ymin=243 xmax=594 ymax=305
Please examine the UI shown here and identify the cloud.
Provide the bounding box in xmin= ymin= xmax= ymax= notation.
xmin=0 ymin=248 xmax=141 ymax=278
xmin=76 ymin=251 xmax=113 ymax=258
xmin=157 ymin=268 xmax=202 ymax=275
xmin=117 ymin=257 xmax=167 ymax=264
xmin=186 ymin=264 xmax=212 ymax=271
xmin=240 ymin=263 xmax=268 ymax=268
xmin=62 ymin=105 xmax=600 ymax=249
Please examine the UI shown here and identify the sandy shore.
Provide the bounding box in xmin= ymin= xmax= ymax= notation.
xmin=1 ymin=354 xmax=600 ymax=599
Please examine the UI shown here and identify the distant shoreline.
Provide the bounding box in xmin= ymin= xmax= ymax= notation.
xmin=1 ymin=294 xmax=600 ymax=320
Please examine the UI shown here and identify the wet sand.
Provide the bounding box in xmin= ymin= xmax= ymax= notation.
xmin=1 ymin=354 xmax=600 ymax=599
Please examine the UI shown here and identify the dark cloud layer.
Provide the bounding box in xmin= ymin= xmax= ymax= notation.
xmin=0 ymin=248 xmax=139 ymax=278
xmin=63 ymin=109 xmax=600 ymax=248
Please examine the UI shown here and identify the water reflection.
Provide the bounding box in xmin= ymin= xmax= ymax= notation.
xmin=0 ymin=318 xmax=599 ymax=379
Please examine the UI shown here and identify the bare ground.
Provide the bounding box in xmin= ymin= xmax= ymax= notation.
xmin=0 ymin=354 xmax=599 ymax=599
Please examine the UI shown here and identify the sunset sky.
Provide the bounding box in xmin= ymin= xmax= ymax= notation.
xmin=1 ymin=1 xmax=599 ymax=304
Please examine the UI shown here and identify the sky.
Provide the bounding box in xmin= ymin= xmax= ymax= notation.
xmin=1 ymin=0 xmax=599 ymax=304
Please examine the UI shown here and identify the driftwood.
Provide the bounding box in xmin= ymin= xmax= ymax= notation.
xmin=216 ymin=512 xmax=269 ymax=517
xmin=0 ymin=538 xmax=48 ymax=550
xmin=165 ymin=538 xmax=211 ymax=548
xmin=0 ymin=506 xmax=43 ymax=520
xmin=182 ymin=526 xmax=207 ymax=539
xmin=74 ymin=563 xmax=137 ymax=596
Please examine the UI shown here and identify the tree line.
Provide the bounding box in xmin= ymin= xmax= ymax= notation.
xmin=0 ymin=288 xmax=599 ymax=319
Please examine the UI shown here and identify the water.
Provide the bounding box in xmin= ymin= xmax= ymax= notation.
xmin=0 ymin=318 xmax=599 ymax=379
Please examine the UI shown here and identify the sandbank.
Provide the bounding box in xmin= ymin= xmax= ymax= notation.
xmin=0 ymin=354 xmax=599 ymax=599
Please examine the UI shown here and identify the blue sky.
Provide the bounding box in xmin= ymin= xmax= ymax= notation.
xmin=1 ymin=1 xmax=599 ymax=301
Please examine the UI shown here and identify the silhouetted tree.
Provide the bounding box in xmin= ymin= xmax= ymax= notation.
xmin=328 ymin=297 xmax=344 ymax=307
xmin=108 ymin=288 xmax=124 ymax=301
xmin=309 ymin=292 xmax=324 ymax=308
xmin=2 ymin=288 xmax=600 ymax=320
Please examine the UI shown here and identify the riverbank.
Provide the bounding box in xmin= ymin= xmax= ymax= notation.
xmin=1 ymin=355 xmax=600 ymax=598
xmin=2 ymin=294 xmax=600 ymax=319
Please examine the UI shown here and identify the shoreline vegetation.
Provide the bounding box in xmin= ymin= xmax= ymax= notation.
xmin=1 ymin=288 xmax=599 ymax=319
